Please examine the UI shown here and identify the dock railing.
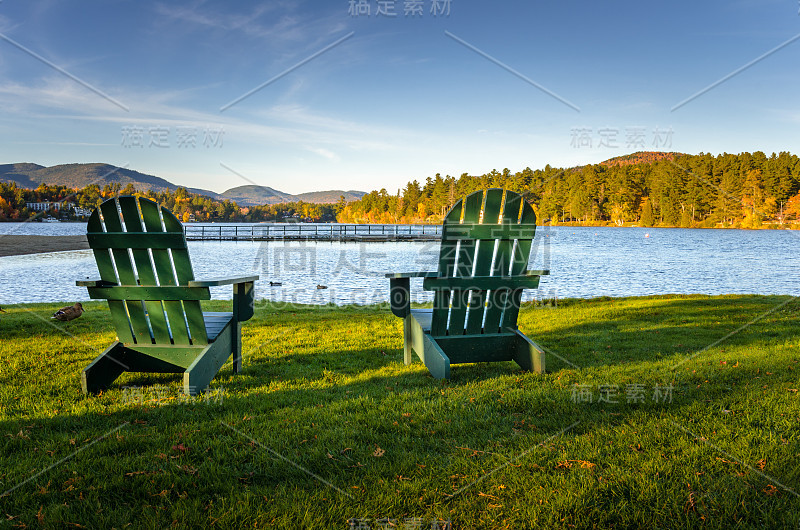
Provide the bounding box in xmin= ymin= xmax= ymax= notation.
xmin=183 ymin=224 xmax=442 ymax=242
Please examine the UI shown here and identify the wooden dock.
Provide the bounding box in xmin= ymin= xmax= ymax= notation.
xmin=183 ymin=224 xmax=442 ymax=242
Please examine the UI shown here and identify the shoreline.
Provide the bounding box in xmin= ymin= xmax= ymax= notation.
xmin=0 ymin=235 xmax=89 ymax=257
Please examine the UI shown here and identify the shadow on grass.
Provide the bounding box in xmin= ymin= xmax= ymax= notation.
xmin=525 ymin=294 xmax=800 ymax=372
xmin=1 ymin=296 xmax=798 ymax=527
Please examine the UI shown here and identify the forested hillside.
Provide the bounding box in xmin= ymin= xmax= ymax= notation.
xmin=339 ymin=152 xmax=800 ymax=228
xmin=0 ymin=182 xmax=339 ymax=223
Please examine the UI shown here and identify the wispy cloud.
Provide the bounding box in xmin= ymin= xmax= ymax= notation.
xmin=307 ymin=146 xmax=340 ymax=161
xmin=0 ymin=77 xmax=416 ymax=154
xmin=0 ymin=15 xmax=14 ymax=34
xmin=0 ymin=77 xmax=128 ymax=115
xmin=152 ymin=2 xmax=349 ymax=51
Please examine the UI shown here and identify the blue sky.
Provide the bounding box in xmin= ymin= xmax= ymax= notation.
xmin=0 ymin=0 xmax=798 ymax=194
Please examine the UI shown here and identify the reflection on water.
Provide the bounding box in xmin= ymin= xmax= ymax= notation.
xmin=1 ymin=226 xmax=798 ymax=305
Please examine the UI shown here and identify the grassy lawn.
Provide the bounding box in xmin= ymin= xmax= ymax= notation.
xmin=0 ymin=295 xmax=798 ymax=529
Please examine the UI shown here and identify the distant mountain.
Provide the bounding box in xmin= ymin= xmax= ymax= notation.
xmin=219 ymin=185 xmax=295 ymax=205
xmin=219 ymin=186 xmax=365 ymax=206
xmin=0 ymin=162 xmax=218 ymax=197
xmin=0 ymin=162 xmax=365 ymax=205
xmin=293 ymin=190 xmax=365 ymax=204
xmin=600 ymin=151 xmax=685 ymax=167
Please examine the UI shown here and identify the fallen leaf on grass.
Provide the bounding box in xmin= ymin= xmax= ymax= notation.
xmin=763 ymin=484 xmax=780 ymax=496
xmin=373 ymin=447 xmax=385 ymax=457
xmin=556 ymin=460 xmax=597 ymax=470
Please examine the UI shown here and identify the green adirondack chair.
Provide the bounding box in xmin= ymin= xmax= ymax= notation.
xmin=78 ymin=196 xmax=258 ymax=396
xmin=387 ymin=188 xmax=549 ymax=379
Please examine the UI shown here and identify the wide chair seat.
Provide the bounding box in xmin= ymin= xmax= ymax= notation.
xmin=387 ymin=188 xmax=549 ymax=379
xmin=78 ymin=196 xmax=258 ymax=396
xmin=203 ymin=312 xmax=235 ymax=341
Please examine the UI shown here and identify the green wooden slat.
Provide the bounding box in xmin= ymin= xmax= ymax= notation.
xmin=500 ymin=289 xmax=523 ymax=332
xmin=107 ymin=300 xmax=134 ymax=343
xmin=502 ymin=194 xmax=538 ymax=330
xmin=99 ymin=199 xmax=135 ymax=284
xmin=160 ymin=205 xmax=206 ymax=343
xmin=162 ymin=301 xmax=191 ymax=345
xmin=495 ymin=192 xmax=523 ymax=277
xmin=87 ymin=232 xmax=187 ymax=249
xmin=87 ymin=286 xmax=211 ymax=301
xmin=143 ymin=301 xmax=171 ymax=343
xmin=484 ymin=191 xmax=519 ymax=332
xmin=483 ymin=288 xmax=509 ymax=334
xmin=99 ymin=198 xmax=152 ymax=344
xmin=441 ymin=223 xmax=538 ymax=241
xmin=431 ymin=198 xmax=463 ymax=336
xmin=465 ymin=189 xmax=503 ymax=334
xmin=447 ymin=191 xmax=483 ymax=336
xmin=124 ymin=300 xmax=152 ymax=343
xmin=434 ymin=334 xmax=517 ymax=364
xmin=125 ymin=344 xmax=207 ymax=369
xmin=162 ymin=206 xmax=194 ymax=283
xmin=119 ymin=197 xmax=154 ymax=283
xmin=119 ymin=197 xmax=174 ymax=345
xmin=139 ymin=199 xmax=191 ymax=345
xmin=88 ymin=209 xmax=135 ymax=342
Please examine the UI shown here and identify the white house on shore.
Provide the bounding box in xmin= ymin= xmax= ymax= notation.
xmin=25 ymin=201 xmax=62 ymax=212
xmin=25 ymin=202 xmax=93 ymax=217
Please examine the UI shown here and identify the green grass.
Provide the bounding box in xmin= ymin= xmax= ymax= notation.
xmin=1 ymin=295 xmax=799 ymax=529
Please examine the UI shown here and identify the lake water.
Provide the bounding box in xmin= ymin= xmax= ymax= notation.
xmin=1 ymin=223 xmax=798 ymax=305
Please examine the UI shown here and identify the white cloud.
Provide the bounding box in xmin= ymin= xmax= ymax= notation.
xmin=152 ymin=2 xmax=349 ymax=51
xmin=0 ymin=76 xmax=424 ymax=157
xmin=0 ymin=15 xmax=13 ymax=33
xmin=306 ymin=147 xmax=339 ymax=161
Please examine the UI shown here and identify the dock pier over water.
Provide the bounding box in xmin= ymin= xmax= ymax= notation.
xmin=183 ymin=224 xmax=442 ymax=242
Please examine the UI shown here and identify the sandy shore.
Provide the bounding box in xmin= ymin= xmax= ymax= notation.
xmin=0 ymin=235 xmax=89 ymax=257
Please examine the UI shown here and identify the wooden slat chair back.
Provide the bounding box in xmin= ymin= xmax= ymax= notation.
xmin=387 ymin=188 xmax=549 ymax=379
xmin=79 ymin=196 xmax=258 ymax=395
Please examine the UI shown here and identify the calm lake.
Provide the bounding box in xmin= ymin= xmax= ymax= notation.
xmin=1 ymin=223 xmax=798 ymax=305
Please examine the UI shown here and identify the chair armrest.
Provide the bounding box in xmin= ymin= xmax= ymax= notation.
xmin=76 ymin=279 xmax=117 ymax=287
xmin=190 ymin=276 xmax=258 ymax=321
xmin=389 ymin=277 xmax=412 ymax=318
xmin=384 ymin=271 xmax=438 ymax=279
xmin=387 ymin=272 xmax=438 ymax=317
xmin=422 ymin=274 xmax=544 ymax=291
xmin=187 ymin=275 xmax=259 ymax=287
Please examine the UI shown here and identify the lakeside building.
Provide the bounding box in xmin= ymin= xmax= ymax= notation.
xmin=25 ymin=201 xmax=62 ymax=212
xmin=25 ymin=202 xmax=93 ymax=217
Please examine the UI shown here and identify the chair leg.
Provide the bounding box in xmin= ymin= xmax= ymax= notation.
xmin=405 ymin=313 xmax=451 ymax=379
xmin=422 ymin=334 xmax=451 ymax=380
xmin=403 ymin=316 xmax=413 ymax=365
xmin=82 ymin=342 xmax=128 ymax=394
xmin=231 ymin=320 xmax=242 ymax=374
xmin=512 ymin=330 xmax=546 ymax=374
xmin=184 ymin=321 xmax=234 ymax=395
